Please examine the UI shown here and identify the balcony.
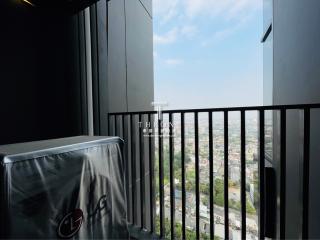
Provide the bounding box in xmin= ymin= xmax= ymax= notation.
xmin=108 ymin=103 xmax=319 ymax=240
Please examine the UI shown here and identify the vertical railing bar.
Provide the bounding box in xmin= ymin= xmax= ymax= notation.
xmin=139 ymin=114 xmax=145 ymax=230
xmin=109 ymin=105 xmax=316 ymax=238
xmin=195 ymin=112 xmax=200 ymax=239
xmin=130 ymin=114 xmax=136 ymax=225
xmin=224 ymin=110 xmax=229 ymax=240
xmin=122 ymin=114 xmax=130 ymax=226
xmin=159 ymin=115 xmax=165 ymax=237
xmin=302 ymin=108 xmax=310 ymax=239
xmin=259 ymin=110 xmax=265 ymax=240
xmin=108 ymin=114 xmax=111 ymax=136
xmin=240 ymin=110 xmax=246 ymax=239
xmin=181 ymin=113 xmax=186 ymax=240
xmin=280 ymin=109 xmax=286 ymax=239
xmin=148 ymin=113 xmax=154 ymax=232
xmin=115 ymin=115 xmax=118 ymax=136
xmin=209 ymin=111 xmax=214 ymax=239
xmin=169 ymin=113 xmax=175 ymax=239
xmin=122 ymin=115 xmax=126 ymax=139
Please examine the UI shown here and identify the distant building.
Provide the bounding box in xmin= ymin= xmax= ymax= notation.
xmin=229 ymin=166 xmax=240 ymax=182
xmin=175 ymin=189 xmax=182 ymax=200
xmin=200 ymin=204 xmax=209 ymax=219
xmin=249 ymin=184 xmax=255 ymax=204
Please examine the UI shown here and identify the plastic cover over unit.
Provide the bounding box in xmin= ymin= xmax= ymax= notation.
xmin=0 ymin=136 xmax=128 ymax=239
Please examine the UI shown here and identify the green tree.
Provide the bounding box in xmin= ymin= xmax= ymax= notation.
xmin=215 ymin=193 xmax=224 ymax=207
xmin=214 ymin=179 xmax=224 ymax=195
xmin=246 ymin=197 xmax=256 ymax=215
xmin=200 ymin=182 xmax=210 ymax=195
xmin=202 ymin=195 xmax=209 ymax=206
xmin=186 ymin=180 xmax=194 ymax=192
xmin=155 ymin=217 xmax=221 ymax=240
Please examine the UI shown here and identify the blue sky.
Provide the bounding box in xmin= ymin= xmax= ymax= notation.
xmin=153 ymin=0 xmax=263 ymax=110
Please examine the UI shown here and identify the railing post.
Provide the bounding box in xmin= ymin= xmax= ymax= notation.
xmin=158 ymin=116 xmax=165 ymax=238
xmin=209 ymin=112 xmax=214 ymax=239
xmin=122 ymin=114 xmax=130 ymax=228
xmin=122 ymin=115 xmax=125 ymax=139
xmin=169 ymin=113 xmax=175 ymax=239
xmin=259 ymin=110 xmax=265 ymax=240
xmin=280 ymin=109 xmax=286 ymax=239
xmin=130 ymin=114 xmax=136 ymax=225
xmin=194 ymin=112 xmax=200 ymax=239
xmin=224 ymin=110 xmax=229 ymax=240
xmin=139 ymin=114 xmax=145 ymax=230
xmin=108 ymin=114 xmax=111 ymax=136
xmin=181 ymin=113 xmax=186 ymax=240
xmin=302 ymin=108 xmax=310 ymax=239
xmin=114 ymin=115 xmax=118 ymax=136
xmin=148 ymin=113 xmax=155 ymax=233
xmin=240 ymin=110 xmax=246 ymax=239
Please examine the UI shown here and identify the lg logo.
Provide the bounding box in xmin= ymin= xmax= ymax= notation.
xmin=57 ymin=195 xmax=109 ymax=239
xmin=57 ymin=209 xmax=84 ymax=239
xmin=88 ymin=194 xmax=109 ymax=219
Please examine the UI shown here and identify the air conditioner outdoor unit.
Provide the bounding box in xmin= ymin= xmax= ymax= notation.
xmin=0 ymin=136 xmax=128 ymax=239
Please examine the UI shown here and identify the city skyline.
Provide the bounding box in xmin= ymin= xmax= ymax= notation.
xmin=153 ymin=116 xmax=260 ymax=239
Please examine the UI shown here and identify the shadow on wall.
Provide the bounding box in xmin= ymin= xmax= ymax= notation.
xmin=0 ymin=1 xmax=83 ymax=145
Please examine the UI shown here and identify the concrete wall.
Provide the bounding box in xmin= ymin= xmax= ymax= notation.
xmin=107 ymin=0 xmax=154 ymax=113
xmin=270 ymin=0 xmax=320 ymax=238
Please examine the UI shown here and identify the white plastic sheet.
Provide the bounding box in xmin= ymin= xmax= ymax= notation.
xmin=0 ymin=136 xmax=128 ymax=239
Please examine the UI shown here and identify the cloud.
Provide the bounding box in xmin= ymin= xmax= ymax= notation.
xmin=201 ymin=24 xmax=239 ymax=46
xmin=184 ymin=0 xmax=229 ymax=18
xmin=201 ymin=11 xmax=256 ymax=46
xmin=153 ymin=0 xmax=261 ymax=26
xmin=153 ymin=0 xmax=180 ymax=24
xmin=154 ymin=0 xmax=262 ymax=48
xmin=154 ymin=28 xmax=179 ymax=45
xmin=154 ymin=25 xmax=197 ymax=46
xmin=181 ymin=25 xmax=198 ymax=38
xmin=165 ymin=58 xmax=184 ymax=66
xmin=183 ymin=0 xmax=261 ymax=20
xmin=228 ymin=0 xmax=262 ymax=19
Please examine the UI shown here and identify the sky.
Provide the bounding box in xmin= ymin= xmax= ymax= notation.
xmin=153 ymin=0 xmax=263 ymax=110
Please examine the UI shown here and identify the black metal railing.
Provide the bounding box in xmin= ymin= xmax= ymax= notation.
xmin=108 ymin=103 xmax=320 ymax=239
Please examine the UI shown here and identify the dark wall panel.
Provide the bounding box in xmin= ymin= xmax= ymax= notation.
xmin=107 ymin=0 xmax=128 ymax=113
xmin=107 ymin=0 xmax=154 ymax=113
xmin=126 ymin=0 xmax=154 ymax=112
xmin=96 ymin=1 xmax=109 ymax=135
xmin=273 ymin=0 xmax=320 ymax=238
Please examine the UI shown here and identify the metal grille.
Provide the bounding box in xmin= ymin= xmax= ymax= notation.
xmin=109 ymin=103 xmax=320 ymax=239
